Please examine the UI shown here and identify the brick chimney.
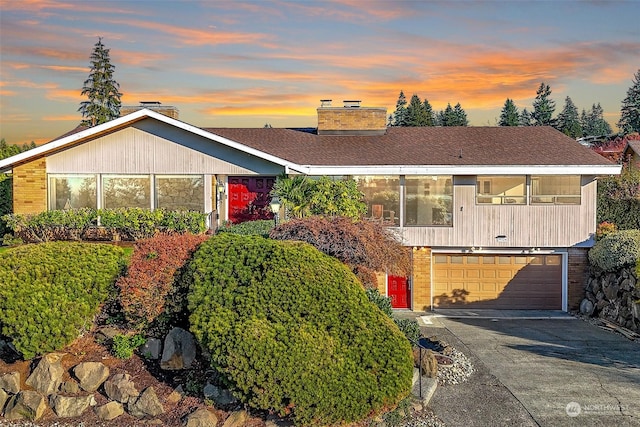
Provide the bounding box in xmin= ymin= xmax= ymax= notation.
xmin=120 ymin=101 xmax=179 ymax=119
xmin=317 ymin=100 xmax=387 ymax=135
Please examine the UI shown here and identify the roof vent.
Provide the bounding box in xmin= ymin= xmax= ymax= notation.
xmin=139 ymin=101 xmax=162 ymax=106
xmin=320 ymin=99 xmax=332 ymax=107
xmin=343 ymin=100 xmax=361 ymax=108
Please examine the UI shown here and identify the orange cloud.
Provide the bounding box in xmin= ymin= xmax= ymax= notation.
xmin=42 ymin=114 xmax=79 ymax=121
xmin=40 ymin=65 xmax=87 ymax=72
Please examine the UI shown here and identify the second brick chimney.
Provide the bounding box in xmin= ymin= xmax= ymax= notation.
xmin=317 ymin=100 xmax=387 ymax=135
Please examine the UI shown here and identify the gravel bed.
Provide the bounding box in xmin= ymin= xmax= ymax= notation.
xmin=400 ymin=409 xmax=446 ymax=427
xmin=436 ymin=340 xmax=474 ymax=386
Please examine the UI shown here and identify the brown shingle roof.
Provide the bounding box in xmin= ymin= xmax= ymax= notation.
xmin=203 ymin=126 xmax=614 ymax=166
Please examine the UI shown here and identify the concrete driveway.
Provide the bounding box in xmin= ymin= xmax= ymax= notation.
xmin=421 ymin=311 xmax=640 ymax=426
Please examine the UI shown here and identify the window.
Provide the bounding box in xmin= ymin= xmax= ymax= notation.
xmin=354 ymin=176 xmax=400 ymax=226
xmin=404 ymin=176 xmax=453 ymax=226
xmin=102 ymin=175 xmax=151 ymax=209
xmin=156 ymin=175 xmax=204 ymax=211
xmin=476 ymin=176 xmax=526 ymax=204
xmin=531 ymin=175 xmax=581 ymax=205
xmin=48 ymin=175 xmax=97 ymax=210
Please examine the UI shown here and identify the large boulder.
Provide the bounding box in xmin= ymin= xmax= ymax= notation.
xmin=128 ymin=386 xmax=164 ymax=418
xmin=95 ymin=401 xmax=124 ymax=421
xmin=25 ymin=353 xmax=65 ymax=395
xmin=0 ymin=372 xmax=20 ymax=393
xmin=0 ymin=387 xmax=9 ymax=414
xmin=222 ymin=410 xmax=249 ymax=427
xmin=50 ymin=394 xmax=96 ymax=417
xmin=161 ymin=327 xmax=196 ymax=370
xmin=203 ymin=383 xmax=238 ymax=407
xmin=104 ymin=373 xmax=139 ymax=404
xmin=74 ymin=361 xmax=110 ymax=392
xmin=185 ymin=408 xmax=219 ymax=427
xmin=3 ymin=390 xmax=48 ymax=421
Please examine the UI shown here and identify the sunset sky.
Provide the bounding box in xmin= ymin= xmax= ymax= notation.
xmin=1 ymin=0 xmax=639 ymax=146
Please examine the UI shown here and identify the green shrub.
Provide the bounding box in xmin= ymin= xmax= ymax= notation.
xmin=217 ymin=219 xmax=274 ymax=237
xmin=116 ymin=233 xmax=208 ymax=330
xmin=366 ymin=288 xmax=393 ymax=317
xmin=366 ymin=289 xmax=421 ymax=343
xmin=0 ymin=242 xmax=125 ymax=359
xmin=111 ymin=333 xmax=146 ymax=359
xmin=187 ymin=234 xmax=413 ymax=426
xmin=597 ymin=169 xmax=640 ymax=230
xmin=589 ymin=230 xmax=640 ymax=272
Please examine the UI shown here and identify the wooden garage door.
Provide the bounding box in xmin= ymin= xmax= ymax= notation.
xmin=433 ymin=254 xmax=562 ymax=309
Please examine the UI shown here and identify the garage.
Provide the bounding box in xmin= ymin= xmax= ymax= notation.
xmin=432 ymin=254 xmax=562 ymax=309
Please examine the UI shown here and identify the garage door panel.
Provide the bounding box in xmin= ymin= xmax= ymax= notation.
xmin=434 ymin=253 xmax=562 ymax=310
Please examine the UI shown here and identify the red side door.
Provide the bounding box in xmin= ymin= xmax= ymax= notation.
xmin=228 ymin=176 xmax=276 ymax=223
xmin=388 ymin=275 xmax=411 ymax=309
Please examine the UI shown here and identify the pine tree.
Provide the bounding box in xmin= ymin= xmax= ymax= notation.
xmin=618 ymin=69 xmax=640 ymax=134
xmin=582 ymin=103 xmax=612 ymax=137
xmin=499 ymin=98 xmax=519 ymax=126
xmin=556 ymin=96 xmax=582 ymax=138
xmin=519 ymin=108 xmax=532 ymax=126
xmin=78 ymin=38 xmax=122 ymax=127
xmin=406 ymin=94 xmax=428 ymax=126
xmin=532 ymin=82 xmax=556 ymax=126
xmin=392 ymin=91 xmax=408 ymax=126
xmin=423 ymin=98 xmax=435 ymax=126
xmin=453 ymin=103 xmax=468 ymax=126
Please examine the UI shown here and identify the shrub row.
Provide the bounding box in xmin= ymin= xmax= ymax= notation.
xmin=3 ymin=207 xmax=208 ymax=243
xmin=187 ymin=234 xmax=413 ymax=426
xmin=0 ymin=242 xmax=125 ymax=359
xmin=116 ymin=233 xmax=209 ymax=330
xmin=589 ymin=230 xmax=640 ymax=272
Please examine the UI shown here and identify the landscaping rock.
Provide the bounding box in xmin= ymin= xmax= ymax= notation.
xmin=59 ymin=380 xmax=80 ymax=394
xmin=104 ymin=373 xmax=139 ymax=403
xmin=161 ymin=327 xmax=196 ymax=370
xmin=184 ymin=407 xmax=219 ymax=427
xmin=25 ymin=352 xmax=65 ymax=395
xmin=74 ymin=361 xmax=110 ymax=392
xmin=413 ymin=348 xmax=438 ymax=378
xmin=0 ymin=371 xmax=21 ymax=393
xmin=95 ymin=401 xmax=124 ymax=421
xmin=203 ymin=383 xmax=238 ymax=407
xmin=0 ymin=387 xmax=9 ymax=413
xmin=0 ymin=339 xmax=21 ymax=364
xmin=141 ymin=338 xmax=162 ymax=360
xmin=95 ymin=326 xmax=120 ymax=342
xmin=3 ymin=390 xmax=48 ymax=421
xmin=222 ymin=410 xmax=249 ymax=427
xmin=580 ymin=298 xmax=595 ymax=316
xmin=166 ymin=389 xmax=183 ymax=404
xmin=50 ymin=393 xmax=96 ymax=417
xmin=128 ymin=386 xmax=164 ymax=418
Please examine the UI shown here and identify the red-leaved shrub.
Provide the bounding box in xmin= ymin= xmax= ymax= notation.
xmin=116 ymin=232 xmax=209 ymax=329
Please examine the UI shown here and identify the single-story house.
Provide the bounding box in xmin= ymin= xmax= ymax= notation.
xmin=0 ymin=101 xmax=621 ymax=312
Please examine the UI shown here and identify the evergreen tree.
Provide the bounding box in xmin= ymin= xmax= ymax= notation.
xmin=532 ymin=82 xmax=556 ymax=126
xmin=453 ymin=103 xmax=469 ymax=126
xmin=392 ymin=91 xmax=408 ymax=126
xmin=499 ymin=98 xmax=519 ymax=126
xmin=439 ymin=104 xmax=455 ymax=126
xmin=582 ymin=103 xmax=612 ymax=137
xmin=406 ymin=94 xmax=428 ymax=126
xmin=78 ymin=38 xmax=122 ymax=127
xmin=423 ymin=98 xmax=435 ymax=126
xmin=556 ymin=96 xmax=582 ymax=138
xmin=519 ymin=108 xmax=532 ymax=126
xmin=618 ymin=69 xmax=640 ymax=134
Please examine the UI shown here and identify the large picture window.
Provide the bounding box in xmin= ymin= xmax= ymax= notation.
xmin=156 ymin=175 xmax=204 ymax=211
xmin=531 ymin=175 xmax=581 ymax=204
xmin=354 ymin=176 xmax=400 ymax=226
xmin=405 ymin=176 xmax=453 ymax=226
xmin=476 ymin=176 xmax=526 ymax=204
xmin=48 ymin=175 xmax=97 ymax=210
xmin=102 ymin=175 xmax=151 ymax=209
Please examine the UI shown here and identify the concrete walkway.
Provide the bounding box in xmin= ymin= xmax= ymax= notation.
xmin=419 ymin=312 xmax=640 ymax=426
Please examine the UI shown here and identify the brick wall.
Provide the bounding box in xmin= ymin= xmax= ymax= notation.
xmin=317 ymin=107 xmax=387 ymax=134
xmin=412 ymin=247 xmax=432 ymax=312
xmin=567 ymin=247 xmax=589 ymax=310
xmin=13 ymin=158 xmax=47 ymax=214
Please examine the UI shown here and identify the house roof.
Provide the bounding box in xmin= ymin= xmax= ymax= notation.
xmin=0 ymin=109 xmax=621 ymax=176
xmin=625 ymin=140 xmax=640 ymax=155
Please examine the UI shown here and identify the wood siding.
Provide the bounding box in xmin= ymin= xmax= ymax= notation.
xmin=401 ymin=176 xmax=597 ymax=248
xmin=47 ymin=121 xmax=284 ymax=175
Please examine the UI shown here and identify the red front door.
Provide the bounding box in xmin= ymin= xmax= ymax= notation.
xmin=388 ymin=275 xmax=411 ymax=309
xmin=228 ymin=176 xmax=276 ymax=223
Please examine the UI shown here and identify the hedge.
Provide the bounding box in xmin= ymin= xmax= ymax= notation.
xmin=216 ymin=219 xmax=274 ymax=238
xmin=588 ymin=230 xmax=640 ymax=272
xmin=187 ymin=234 xmax=413 ymax=425
xmin=0 ymin=242 xmax=125 ymax=359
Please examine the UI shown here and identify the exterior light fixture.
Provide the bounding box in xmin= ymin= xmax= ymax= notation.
xmin=270 ymin=196 xmax=281 ymax=225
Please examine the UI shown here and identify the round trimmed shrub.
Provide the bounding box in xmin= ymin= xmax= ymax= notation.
xmin=187 ymin=234 xmax=413 ymax=426
xmin=589 ymin=230 xmax=640 ymax=272
xmin=0 ymin=242 xmax=125 ymax=359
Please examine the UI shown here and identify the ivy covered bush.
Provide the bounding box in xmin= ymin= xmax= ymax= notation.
xmin=116 ymin=233 xmax=209 ymax=330
xmin=187 ymin=234 xmax=413 ymax=426
xmin=0 ymin=242 xmax=125 ymax=359
xmin=589 ymin=230 xmax=640 ymax=272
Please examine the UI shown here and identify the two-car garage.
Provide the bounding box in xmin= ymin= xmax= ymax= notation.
xmin=431 ymin=253 xmax=563 ymax=310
